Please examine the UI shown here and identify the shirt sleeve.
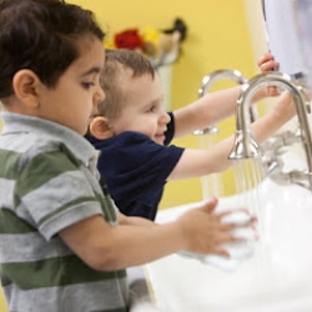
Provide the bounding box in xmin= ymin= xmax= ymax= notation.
xmin=164 ymin=112 xmax=175 ymax=145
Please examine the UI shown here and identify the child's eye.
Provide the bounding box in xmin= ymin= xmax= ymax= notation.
xmin=147 ymin=105 xmax=156 ymax=113
xmin=82 ymin=82 xmax=95 ymax=89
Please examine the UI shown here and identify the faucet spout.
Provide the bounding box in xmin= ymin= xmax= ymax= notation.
xmin=228 ymin=71 xmax=312 ymax=189
xmin=198 ymin=69 xmax=247 ymax=98
xmin=195 ymin=69 xmax=251 ymax=135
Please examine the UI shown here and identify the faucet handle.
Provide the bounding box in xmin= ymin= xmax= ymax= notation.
xmin=193 ymin=126 xmax=219 ymax=136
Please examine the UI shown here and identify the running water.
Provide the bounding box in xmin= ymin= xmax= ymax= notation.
xmin=233 ymin=157 xmax=264 ymax=216
xmin=233 ymin=157 xmax=273 ymax=272
xmin=194 ymin=129 xmax=224 ymax=199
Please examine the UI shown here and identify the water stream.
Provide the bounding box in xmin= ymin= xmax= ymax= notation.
xmin=195 ymin=131 xmax=224 ymax=199
xmin=233 ymin=158 xmax=273 ymax=272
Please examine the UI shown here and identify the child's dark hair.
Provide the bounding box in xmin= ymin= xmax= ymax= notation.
xmin=98 ymin=49 xmax=155 ymax=119
xmin=0 ymin=0 xmax=105 ymax=98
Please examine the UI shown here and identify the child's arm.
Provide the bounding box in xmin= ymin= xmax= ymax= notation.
xmin=118 ymin=212 xmax=157 ymax=227
xmin=167 ymin=91 xmax=295 ymax=180
xmin=173 ymin=86 xmax=242 ymax=139
xmin=172 ymin=53 xmax=279 ymax=139
xmin=59 ymin=199 xmax=253 ymax=270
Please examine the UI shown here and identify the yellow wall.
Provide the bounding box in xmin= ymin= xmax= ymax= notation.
xmin=69 ymin=0 xmax=260 ymax=208
xmin=0 ymin=289 xmax=7 ymax=312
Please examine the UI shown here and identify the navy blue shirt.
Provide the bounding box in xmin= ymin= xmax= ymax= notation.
xmin=86 ymin=114 xmax=184 ymax=220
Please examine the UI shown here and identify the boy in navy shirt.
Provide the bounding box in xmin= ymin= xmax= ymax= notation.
xmin=86 ymin=49 xmax=294 ymax=220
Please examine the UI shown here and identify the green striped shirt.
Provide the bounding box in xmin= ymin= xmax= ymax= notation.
xmin=0 ymin=112 xmax=128 ymax=312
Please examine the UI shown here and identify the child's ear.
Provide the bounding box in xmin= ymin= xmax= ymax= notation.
xmin=12 ymin=69 xmax=40 ymax=108
xmin=89 ymin=116 xmax=114 ymax=140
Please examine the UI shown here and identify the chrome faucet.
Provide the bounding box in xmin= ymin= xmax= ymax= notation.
xmin=194 ymin=69 xmax=258 ymax=136
xmin=198 ymin=69 xmax=247 ymax=97
xmin=228 ymin=71 xmax=312 ymax=190
xmin=194 ymin=69 xmax=251 ymax=198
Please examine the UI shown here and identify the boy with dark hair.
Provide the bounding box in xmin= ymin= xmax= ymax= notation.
xmin=0 ymin=1 xmax=255 ymax=311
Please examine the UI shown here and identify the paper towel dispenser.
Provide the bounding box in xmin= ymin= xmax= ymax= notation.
xmin=262 ymin=0 xmax=308 ymax=83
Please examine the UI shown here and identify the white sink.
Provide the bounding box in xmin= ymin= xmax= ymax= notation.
xmin=145 ymin=178 xmax=312 ymax=312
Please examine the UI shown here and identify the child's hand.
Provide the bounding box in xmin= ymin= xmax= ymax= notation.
xmin=258 ymin=52 xmax=279 ymax=72
xmin=257 ymin=52 xmax=280 ymax=98
xmin=271 ymin=90 xmax=297 ymax=123
xmin=176 ymin=198 xmax=256 ymax=257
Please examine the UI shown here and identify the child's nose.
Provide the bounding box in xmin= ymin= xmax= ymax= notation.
xmin=159 ymin=111 xmax=171 ymax=124
xmin=94 ymin=85 xmax=105 ymax=105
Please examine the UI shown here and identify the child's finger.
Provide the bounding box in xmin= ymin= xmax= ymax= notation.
xmin=215 ymin=231 xmax=240 ymax=244
xmin=212 ymin=246 xmax=230 ymax=258
xmin=214 ymin=209 xmax=252 ymax=222
xmin=260 ymin=60 xmax=279 ymax=72
xmin=199 ymin=197 xmax=218 ymax=213
xmin=219 ymin=217 xmax=257 ymax=233
xmin=257 ymin=52 xmax=274 ymax=66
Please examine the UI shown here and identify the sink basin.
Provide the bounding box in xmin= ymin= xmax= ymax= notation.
xmin=145 ymin=178 xmax=312 ymax=312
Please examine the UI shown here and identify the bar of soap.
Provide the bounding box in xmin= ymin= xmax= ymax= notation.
xmin=177 ymin=210 xmax=256 ymax=272
xmin=221 ymin=210 xmax=253 ymax=226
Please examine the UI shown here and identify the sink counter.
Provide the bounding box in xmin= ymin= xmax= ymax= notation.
xmin=145 ymin=178 xmax=312 ymax=312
